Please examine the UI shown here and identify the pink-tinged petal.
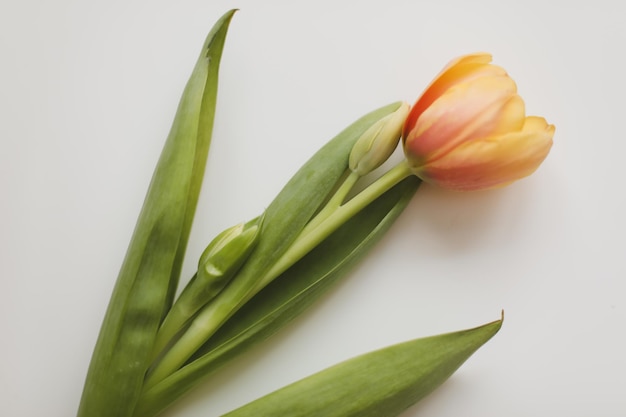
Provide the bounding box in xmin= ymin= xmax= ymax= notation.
xmin=417 ymin=117 xmax=554 ymax=191
xmin=403 ymin=53 xmax=497 ymax=137
xmin=405 ymin=74 xmax=522 ymax=162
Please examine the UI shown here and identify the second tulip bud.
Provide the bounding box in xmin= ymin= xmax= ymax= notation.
xmin=349 ymin=102 xmax=410 ymax=176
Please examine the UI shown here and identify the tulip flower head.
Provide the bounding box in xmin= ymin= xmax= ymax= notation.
xmin=402 ymin=53 xmax=554 ymax=191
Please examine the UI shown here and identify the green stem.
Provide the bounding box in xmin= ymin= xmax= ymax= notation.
xmin=300 ymin=170 xmax=360 ymax=236
xmin=150 ymin=290 xmax=195 ymax=363
xmin=145 ymin=301 xmax=230 ymax=389
xmin=257 ymin=161 xmax=413 ymax=291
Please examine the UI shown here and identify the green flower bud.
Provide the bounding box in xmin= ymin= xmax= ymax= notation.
xmin=189 ymin=215 xmax=263 ymax=311
xmin=349 ymin=102 xmax=410 ymax=176
xmin=198 ymin=215 xmax=263 ymax=287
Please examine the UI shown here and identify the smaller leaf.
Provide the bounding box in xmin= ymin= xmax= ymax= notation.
xmin=222 ymin=316 xmax=502 ymax=417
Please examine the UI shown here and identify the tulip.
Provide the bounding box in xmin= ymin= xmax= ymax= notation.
xmin=402 ymin=53 xmax=554 ymax=191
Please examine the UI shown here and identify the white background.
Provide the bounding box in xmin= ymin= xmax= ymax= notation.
xmin=2 ymin=0 xmax=625 ymax=416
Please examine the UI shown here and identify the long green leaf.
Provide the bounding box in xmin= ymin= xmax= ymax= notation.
xmin=222 ymin=317 xmax=502 ymax=417
xmin=212 ymin=102 xmax=407 ymax=310
xmin=135 ymin=176 xmax=420 ymax=417
xmin=77 ymin=10 xmax=236 ymax=417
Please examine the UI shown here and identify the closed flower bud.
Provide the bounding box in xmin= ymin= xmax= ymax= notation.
xmin=402 ymin=53 xmax=554 ymax=191
xmin=349 ymin=102 xmax=410 ymax=176
xmin=197 ymin=215 xmax=262 ymax=294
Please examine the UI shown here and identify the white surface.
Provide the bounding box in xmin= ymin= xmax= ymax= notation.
xmin=2 ymin=1 xmax=625 ymax=416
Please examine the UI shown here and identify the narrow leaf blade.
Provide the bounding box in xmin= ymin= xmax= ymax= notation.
xmin=222 ymin=317 xmax=502 ymax=417
xmin=77 ymin=10 xmax=236 ymax=417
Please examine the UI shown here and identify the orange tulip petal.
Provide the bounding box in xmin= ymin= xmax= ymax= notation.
xmin=405 ymin=74 xmax=522 ymax=161
xmin=403 ymin=53 xmax=498 ymax=138
xmin=418 ymin=117 xmax=554 ymax=191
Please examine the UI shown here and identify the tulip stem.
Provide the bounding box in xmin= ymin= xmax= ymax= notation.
xmin=257 ymin=161 xmax=414 ymax=290
xmin=301 ymin=170 xmax=360 ymax=236
xmin=150 ymin=287 xmax=196 ymax=362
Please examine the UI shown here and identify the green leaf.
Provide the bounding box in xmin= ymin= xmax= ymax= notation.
xmin=77 ymin=10 xmax=236 ymax=417
xmin=213 ymin=102 xmax=408 ymax=309
xmin=222 ymin=317 xmax=502 ymax=417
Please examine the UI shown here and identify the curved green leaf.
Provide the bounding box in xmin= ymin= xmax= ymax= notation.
xmin=223 ymin=317 xmax=502 ymax=417
xmin=195 ymin=102 xmax=407 ymax=318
